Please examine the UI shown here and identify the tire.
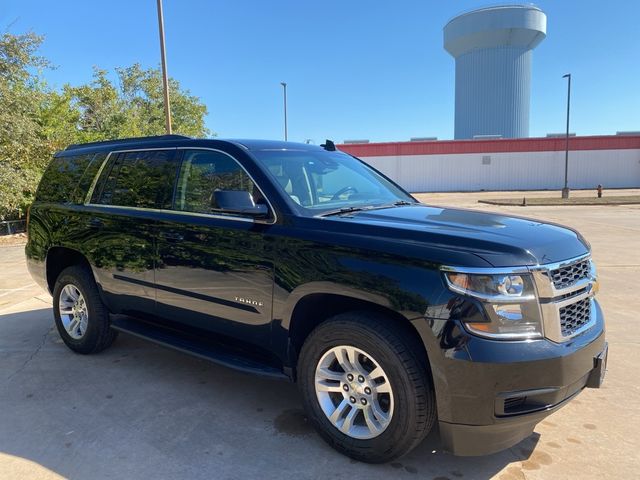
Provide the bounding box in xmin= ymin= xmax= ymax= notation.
xmin=52 ymin=265 xmax=117 ymax=354
xmin=298 ymin=311 xmax=436 ymax=463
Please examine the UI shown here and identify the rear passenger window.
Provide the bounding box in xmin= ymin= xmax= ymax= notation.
xmin=97 ymin=150 xmax=178 ymax=209
xmin=174 ymin=150 xmax=258 ymax=214
xmin=36 ymin=153 xmax=96 ymax=203
xmin=76 ymin=152 xmax=107 ymax=202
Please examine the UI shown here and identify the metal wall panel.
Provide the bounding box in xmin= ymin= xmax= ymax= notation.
xmin=362 ymin=149 xmax=640 ymax=192
xmin=454 ymin=47 xmax=531 ymax=139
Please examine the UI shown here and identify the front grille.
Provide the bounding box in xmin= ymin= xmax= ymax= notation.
xmin=550 ymin=259 xmax=590 ymax=290
xmin=559 ymin=297 xmax=592 ymax=337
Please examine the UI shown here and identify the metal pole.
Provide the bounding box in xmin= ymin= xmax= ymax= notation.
xmin=280 ymin=82 xmax=288 ymax=141
xmin=562 ymin=73 xmax=571 ymax=199
xmin=157 ymin=0 xmax=172 ymax=134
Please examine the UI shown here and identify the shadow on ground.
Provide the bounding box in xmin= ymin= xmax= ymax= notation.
xmin=0 ymin=307 xmax=538 ymax=479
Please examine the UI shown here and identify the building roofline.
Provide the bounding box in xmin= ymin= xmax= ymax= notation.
xmin=337 ymin=134 xmax=640 ymax=158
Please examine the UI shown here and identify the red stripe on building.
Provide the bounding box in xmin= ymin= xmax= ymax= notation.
xmin=337 ymin=135 xmax=640 ymax=157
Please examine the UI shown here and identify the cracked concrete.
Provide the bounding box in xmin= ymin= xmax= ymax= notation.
xmin=6 ymin=325 xmax=51 ymax=381
xmin=0 ymin=191 xmax=639 ymax=479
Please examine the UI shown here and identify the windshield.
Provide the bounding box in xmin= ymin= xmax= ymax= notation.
xmin=251 ymin=149 xmax=415 ymax=215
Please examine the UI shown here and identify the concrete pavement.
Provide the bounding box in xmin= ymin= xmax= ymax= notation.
xmin=1 ymin=193 xmax=639 ymax=479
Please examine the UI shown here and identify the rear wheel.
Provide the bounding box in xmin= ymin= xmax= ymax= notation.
xmin=52 ymin=265 xmax=117 ymax=354
xmin=298 ymin=312 xmax=436 ymax=463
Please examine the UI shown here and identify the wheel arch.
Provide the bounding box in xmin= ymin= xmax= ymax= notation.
xmin=283 ymin=284 xmax=434 ymax=382
xmin=45 ymin=246 xmax=94 ymax=294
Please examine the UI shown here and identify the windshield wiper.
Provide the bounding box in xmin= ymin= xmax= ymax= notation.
xmin=318 ymin=206 xmax=370 ymax=217
xmin=318 ymin=200 xmax=417 ymax=217
xmin=319 ymin=201 xmax=416 ymax=217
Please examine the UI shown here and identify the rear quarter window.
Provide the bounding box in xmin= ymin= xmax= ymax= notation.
xmin=36 ymin=153 xmax=98 ymax=203
xmin=95 ymin=150 xmax=178 ymax=209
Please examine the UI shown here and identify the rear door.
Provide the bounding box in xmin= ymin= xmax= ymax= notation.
xmin=154 ymin=148 xmax=275 ymax=348
xmin=85 ymin=148 xmax=179 ymax=316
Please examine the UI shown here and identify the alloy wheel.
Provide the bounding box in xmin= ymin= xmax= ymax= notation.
xmin=314 ymin=345 xmax=394 ymax=439
xmin=58 ymin=284 xmax=89 ymax=340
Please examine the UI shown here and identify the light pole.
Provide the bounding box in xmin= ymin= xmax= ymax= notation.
xmin=156 ymin=0 xmax=172 ymax=134
xmin=280 ymin=82 xmax=288 ymax=141
xmin=561 ymin=73 xmax=571 ymax=199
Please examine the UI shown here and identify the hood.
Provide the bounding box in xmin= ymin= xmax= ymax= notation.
xmin=329 ymin=205 xmax=589 ymax=267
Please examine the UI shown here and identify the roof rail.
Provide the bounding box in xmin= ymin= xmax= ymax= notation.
xmin=65 ymin=134 xmax=192 ymax=151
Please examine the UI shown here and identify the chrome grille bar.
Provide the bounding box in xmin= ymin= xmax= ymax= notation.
xmin=530 ymin=254 xmax=597 ymax=343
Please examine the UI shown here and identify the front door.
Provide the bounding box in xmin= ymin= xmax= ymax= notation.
xmin=154 ymin=148 xmax=274 ymax=348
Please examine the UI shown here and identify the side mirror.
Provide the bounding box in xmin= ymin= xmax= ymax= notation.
xmin=213 ymin=190 xmax=269 ymax=217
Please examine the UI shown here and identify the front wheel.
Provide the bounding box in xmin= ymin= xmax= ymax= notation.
xmin=298 ymin=312 xmax=436 ymax=463
xmin=52 ymin=265 xmax=117 ymax=354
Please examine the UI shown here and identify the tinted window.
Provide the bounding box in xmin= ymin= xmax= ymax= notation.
xmin=174 ymin=150 xmax=258 ymax=214
xmin=36 ymin=153 xmax=96 ymax=203
xmin=76 ymin=152 xmax=107 ymax=202
xmin=97 ymin=150 xmax=178 ymax=209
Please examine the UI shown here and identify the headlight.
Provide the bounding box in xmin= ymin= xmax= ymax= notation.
xmin=444 ymin=273 xmax=534 ymax=301
xmin=443 ymin=271 xmax=543 ymax=340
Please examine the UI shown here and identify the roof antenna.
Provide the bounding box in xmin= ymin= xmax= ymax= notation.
xmin=321 ymin=139 xmax=336 ymax=151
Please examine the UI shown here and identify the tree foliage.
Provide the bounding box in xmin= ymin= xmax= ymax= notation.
xmin=0 ymin=32 xmax=211 ymax=220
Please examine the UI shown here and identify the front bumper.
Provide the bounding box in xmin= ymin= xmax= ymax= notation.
xmin=430 ymin=301 xmax=606 ymax=456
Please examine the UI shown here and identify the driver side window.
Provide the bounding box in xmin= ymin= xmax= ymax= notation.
xmin=174 ymin=150 xmax=257 ymax=214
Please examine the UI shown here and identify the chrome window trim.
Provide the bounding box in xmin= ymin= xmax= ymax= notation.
xmin=81 ymin=204 xmax=255 ymax=223
xmin=83 ymin=146 xmax=277 ymax=225
xmin=84 ymin=151 xmax=114 ymax=204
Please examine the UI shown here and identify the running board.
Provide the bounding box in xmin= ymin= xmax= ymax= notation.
xmin=110 ymin=317 xmax=288 ymax=380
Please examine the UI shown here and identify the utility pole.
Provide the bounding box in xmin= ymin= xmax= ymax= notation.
xmin=561 ymin=73 xmax=571 ymax=199
xmin=157 ymin=0 xmax=172 ymax=134
xmin=280 ymin=82 xmax=288 ymax=141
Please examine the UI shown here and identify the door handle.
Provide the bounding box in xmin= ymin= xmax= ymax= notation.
xmin=160 ymin=231 xmax=184 ymax=241
xmin=88 ymin=217 xmax=104 ymax=228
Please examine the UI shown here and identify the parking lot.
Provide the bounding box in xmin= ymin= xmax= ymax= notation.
xmin=1 ymin=191 xmax=639 ymax=480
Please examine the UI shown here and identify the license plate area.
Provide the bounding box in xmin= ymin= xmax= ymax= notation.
xmin=586 ymin=343 xmax=608 ymax=388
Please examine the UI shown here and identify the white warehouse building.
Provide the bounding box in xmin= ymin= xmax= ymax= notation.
xmin=337 ymin=135 xmax=640 ymax=193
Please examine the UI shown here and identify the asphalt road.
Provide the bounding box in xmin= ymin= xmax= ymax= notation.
xmin=1 ymin=192 xmax=639 ymax=479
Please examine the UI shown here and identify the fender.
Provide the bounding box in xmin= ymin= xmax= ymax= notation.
xmin=280 ymin=281 xmax=396 ymax=331
xmin=44 ymin=246 xmax=104 ymax=299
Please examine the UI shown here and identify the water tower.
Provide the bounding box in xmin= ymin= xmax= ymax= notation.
xmin=444 ymin=5 xmax=547 ymax=139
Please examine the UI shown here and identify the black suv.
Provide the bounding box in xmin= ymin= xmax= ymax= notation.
xmin=25 ymin=135 xmax=607 ymax=463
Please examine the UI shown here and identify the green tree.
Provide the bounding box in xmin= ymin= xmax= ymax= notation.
xmin=115 ymin=64 xmax=209 ymax=138
xmin=0 ymin=32 xmax=52 ymax=220
xmin=0 ymin=31 xmax=212 ymax=221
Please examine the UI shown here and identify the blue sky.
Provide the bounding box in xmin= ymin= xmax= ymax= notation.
xmin=3 ymin=1 xmax=639 ymax=143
